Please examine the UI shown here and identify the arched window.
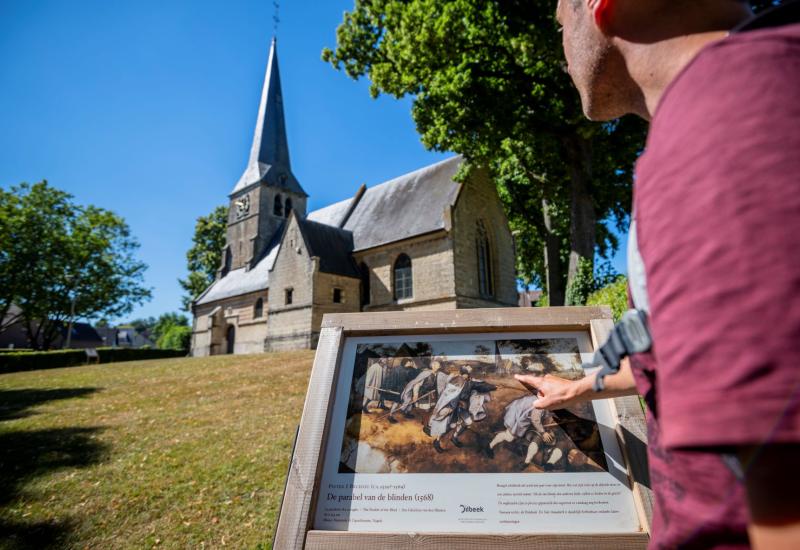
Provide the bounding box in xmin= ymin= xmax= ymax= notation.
xmin=254 ymin=298 xmax=263 ymax=318
xmin=393 ymin=254 xmax=413 ymax=300
xmin=284 ymin=197 xmax=293 ymax=217
xmin=476 ymin=220 xmax=494 ymax=297
xmin=273 ymin=194 xmax=283 ymax=216
xmin=359 ymin=262 xmax=370 ymax=307
xmin=221 ymin=247 xmax=232 ymax=277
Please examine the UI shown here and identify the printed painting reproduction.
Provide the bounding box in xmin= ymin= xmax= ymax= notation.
xmin=339 ymin=338 xmax=607 ymax=475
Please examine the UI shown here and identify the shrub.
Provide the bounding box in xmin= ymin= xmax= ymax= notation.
xmin=0 ymin=347 xmax=186 ymax=374
xmin=156 ymin=325 xmax=192 ymax=352
xmin=586 ymin=276 xmax=629 ymax=322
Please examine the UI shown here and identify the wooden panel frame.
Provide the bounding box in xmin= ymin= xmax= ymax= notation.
xmin=273 ymin=307 xmax=652 ymax=550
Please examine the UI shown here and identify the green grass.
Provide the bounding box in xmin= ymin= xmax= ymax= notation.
xmin=0 ymin=351 xmax=314 ymax=549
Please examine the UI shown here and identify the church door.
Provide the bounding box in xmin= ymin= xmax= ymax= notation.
xmin=225 ymin=325 xmax=236 ymax=354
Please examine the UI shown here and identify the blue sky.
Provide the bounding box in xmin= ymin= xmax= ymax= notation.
xmin=0 ymin=0 xmax=626 ymax=322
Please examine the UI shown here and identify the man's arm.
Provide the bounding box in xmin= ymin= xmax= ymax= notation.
xmin=515 ymin=358 xmax=639 ymax=410
xmin=738 ymin=444 xmax=800 ymax=550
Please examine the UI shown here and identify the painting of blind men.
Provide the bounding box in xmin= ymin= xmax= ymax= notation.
xmin=339 ymin=338 xmax=608 ymax=475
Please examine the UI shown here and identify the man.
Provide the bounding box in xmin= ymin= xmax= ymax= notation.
xmin=427 ymin=369 xmax=467 ymax=452
xmin=449 ymin=366 xmax=497 ymax=448
xmin=517 ymin=1 xmax=800 ymax=548
xmin=394 ymin=360 xmax=445 ymax=419
xmin=384 ymin=359 xmax=419 ymax=423
xmin=487 ymin=394 xmax=556 ymax=465
xmin=427 ymin=366 xmax=496 ymax=452
xmin=361 ymin=357 xmax=387 ymax=413
xmin=385 ymin=359 xmax=420 ymax=424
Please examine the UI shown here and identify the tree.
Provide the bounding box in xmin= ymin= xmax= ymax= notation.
xmin=157 ymin=324 xmax=192 ymax=352
xmin=586 ymin=276 xmax=628 ymax=322
xmin=151 ymin=312 xmax=189 ymax=345
xmin=0 ymin=181 xmax=151 ymax=349
xmin=179 ymin=205 xmax=227 ymax=310
xmin=0 ymin=187 xmax=23 ymax=335
xmin=323 ymin=0 xmax=776 ymax=305
xmin=323 ymin=0 xmax=647 ymax=305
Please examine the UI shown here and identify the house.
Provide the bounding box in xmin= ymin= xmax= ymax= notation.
xmin=190 ymin=38 xmax=518 ymax=355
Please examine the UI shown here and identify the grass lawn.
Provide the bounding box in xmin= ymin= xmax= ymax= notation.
xmin=0 ymin=351 xmax=314 ymax=549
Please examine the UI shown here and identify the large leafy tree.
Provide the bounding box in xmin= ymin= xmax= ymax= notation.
xmin=0 ymin=181 xmax=151 ymax=349
xmin=323 ymin=0 xmax=778 ymax=305
xmin=179 ymin=205 xmax=227 ymax=310
xmin=323 ymin=0 xmax=647 ymax=305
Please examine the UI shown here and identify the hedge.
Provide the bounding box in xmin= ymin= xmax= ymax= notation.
xmin=0 ymin=347 xmax=186 ymax=374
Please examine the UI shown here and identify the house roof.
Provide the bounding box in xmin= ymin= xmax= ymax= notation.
xmin=231 ymin=38 xmax=306 ymax=197
xmin=59 ymin=322 xmax=102 ymax=343
xmin=296 ymin=217 xmax=359 ymax=278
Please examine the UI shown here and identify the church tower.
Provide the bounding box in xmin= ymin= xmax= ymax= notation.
xmin=222 ymin=38 xmax=307 ymax=275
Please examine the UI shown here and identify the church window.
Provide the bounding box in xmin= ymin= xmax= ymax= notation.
xmin=359 ymin=262 xmax=370 ymax=307
xmin=393 ymin=254 xmax=413 ymax=300
xmin=274 ymin=194 xmax=283 ymax=216
xmin=476 ymin=220 xmax=494 ymax=298
xmin=285 ymin=197 xmax=293 ymax=217
xmin=285 ymin=288 xmax=293 ymax=305
xmin=254 ymin=298 xmax=264 ymax=318
xmin=333 ymin=288 xmax=342 ymax=303
xmin=222 ymin=247 xmax=232 ymax=277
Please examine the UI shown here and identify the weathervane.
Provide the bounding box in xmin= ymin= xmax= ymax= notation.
xmin=273 ymin=0 xmax=280 ymax=36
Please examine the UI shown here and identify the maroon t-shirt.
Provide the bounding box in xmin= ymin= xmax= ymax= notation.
xmin=631 ymin=19 xmax=800 ymax=550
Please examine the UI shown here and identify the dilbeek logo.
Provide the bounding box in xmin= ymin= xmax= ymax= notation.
xmin=459 ymin=504 xmax=485 ymax=514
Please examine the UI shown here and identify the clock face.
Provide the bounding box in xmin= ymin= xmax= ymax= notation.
xmin=234 ymin=193 xmax=251 ymax=219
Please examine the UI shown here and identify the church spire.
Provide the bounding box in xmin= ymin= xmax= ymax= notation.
xmin=232 ymin=37 xmax=306 ymax=197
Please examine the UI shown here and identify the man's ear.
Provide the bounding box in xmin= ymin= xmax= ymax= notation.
xmin=588 ymin=0 xmax=614 ymax=34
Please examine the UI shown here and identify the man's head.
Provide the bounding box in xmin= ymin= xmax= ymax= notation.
xmin=556 ymin=0 xmax=636 ymax=120
xmin=557 ymin=0 xmax=752 ymax=120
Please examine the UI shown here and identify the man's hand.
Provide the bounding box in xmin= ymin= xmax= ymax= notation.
xmin=542 ymin=431 xmax=556 ymax=445
xmin=515 ymin=373 xmax=590 ymax=410
xmin=514 ymin=358 xmax=640 ymax=410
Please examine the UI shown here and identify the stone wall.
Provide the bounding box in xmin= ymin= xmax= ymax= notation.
xmin=451 ymin=169 xmax=518 ymax=307
xmin=311 ymin=272 xmax=361 ymax=333
xmin=191 ymin=289 xmax=269 ymax=356
xmin=266 ymin=216 xmax=316 ymax=351
xmin=354 ymin=232 xmax=457 ymax=312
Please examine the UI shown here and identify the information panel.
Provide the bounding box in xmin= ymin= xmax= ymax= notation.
xmin=314 ymin=332 xmax=641 ymax=533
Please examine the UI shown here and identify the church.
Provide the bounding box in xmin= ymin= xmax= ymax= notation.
xmin=190 ymin=39 xmax=518 ymax=355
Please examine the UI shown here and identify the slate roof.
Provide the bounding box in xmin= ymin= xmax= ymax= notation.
xmin=306 ymin=197 xmax=354 ymax=227
xmin=194 ymin=244 xmax=279 ymax=306
xmin=59 ymin=322 xmax=103 ymax=345
xmin=231 ymin=38 xmax=306 ymax=197
xmin=317 ymin=155 xmax=463 ymax=251
xmin=296 ymin=217 xmax=359 ymax=277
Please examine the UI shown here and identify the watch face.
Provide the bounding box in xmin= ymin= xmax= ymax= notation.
xmin=234 ymin=193 xmax=251 ymax=219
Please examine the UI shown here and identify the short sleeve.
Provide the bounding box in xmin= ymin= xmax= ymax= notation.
xmin=634 ymin=27 xmax=800 ymax=450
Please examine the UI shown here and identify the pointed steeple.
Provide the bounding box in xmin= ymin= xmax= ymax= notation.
xmin=232 ymin=38 xmax=307 ymax=197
